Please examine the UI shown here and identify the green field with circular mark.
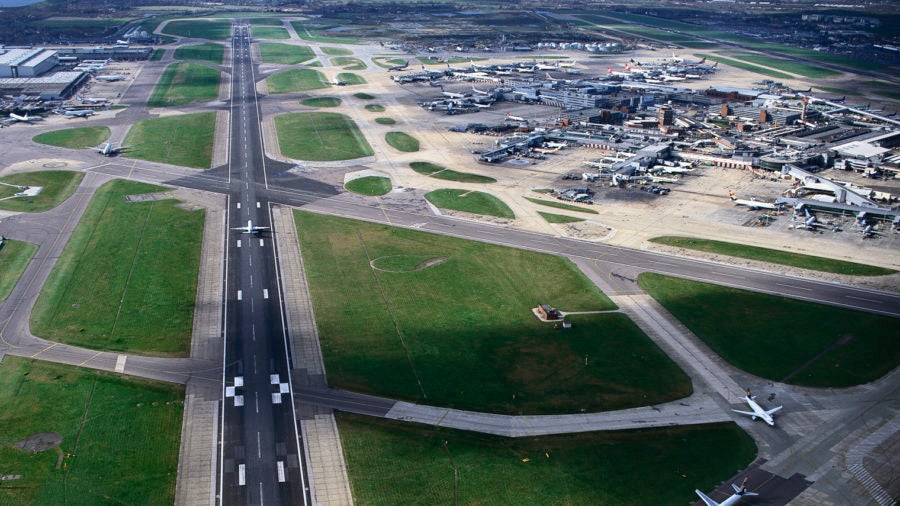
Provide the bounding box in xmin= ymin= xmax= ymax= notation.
xmin=33 ymin=126 xmax=110 ymax=149
xmin=0 ymin=171 xmax=85 ymax=213
xmin=374 ymin=117 xmax=395 ymax=125
xmin=345 ymin=176 xmax=392 ymax=196
xmin=364 ymin=104 xmax=385 ymax=112
xmin=385 ymin=132 xmax=419 ymax=152
xmin=337 ymin=72 xmax=367 ymax=85
xmin=275 ymin=112 xmax=373 ymax=161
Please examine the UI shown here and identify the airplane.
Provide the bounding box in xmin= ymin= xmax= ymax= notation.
xmin=607 ymin=66 xmax=633 ymax=78
xmin=662 ymin=74 xmax=687 ymax=82
xmin=544 ymin=141 xmax=568 ymax=149
xmin=505 ymin=112 xmax=526 ymax=122
xmin=696 ymin=477 xmax=759 ymax=506
xmin=57 ymin=108 xmax=93 ymax=118
xmin=116 ymin=39 xmax=130 ymax=45
xmin=732 ymin=390 xmax=782 ymax=426
xmin=729 ymin=190 xmax=778 ymax=210
xmin=98 ymin=142 xmax=130 ymax=156
xmin=9 ymin=112 xmax=42 ymax=122
xmin=861 ymin=224 xmax=885 ymax=238
xmin=77 ymin=95 xmax=108 ymax=104
xmin=441 ymin=90 xmax=468 ymax=99
xmin=557 ymin=60 xmax=576 ymax=68
xmin=387 ymin=60 xmax=409 ymax=71
xmin=232 ymin=220 xmax=270 ymax=234
xmin=95 ymin=75 xmax=126 ymax=82
xmin=535 ymin=62 xmax=557 ymax=71
xmin=471 ymin=86 xmax=491 ymax=96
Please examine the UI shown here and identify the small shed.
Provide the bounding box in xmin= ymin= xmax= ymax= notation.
xmin=536 ymin=304 xmax=561 ymax=321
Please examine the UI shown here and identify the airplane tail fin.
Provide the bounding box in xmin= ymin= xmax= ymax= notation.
xmin=728 ymin=189 xmax=737 ymax=201
xmin=699 ymin=57 xmax=706 ymax=64
xmin=712 ymin=62 xmax=718 ymax=68
xmin=695 ymin=489 xmax=720 ymax=506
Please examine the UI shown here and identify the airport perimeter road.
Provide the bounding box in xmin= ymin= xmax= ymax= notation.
xmin=218 ymin=23 xmax=309 ymax=506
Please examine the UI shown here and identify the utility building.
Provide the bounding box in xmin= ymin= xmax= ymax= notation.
xmin=0 ymin=48 xmax=59 ymax=78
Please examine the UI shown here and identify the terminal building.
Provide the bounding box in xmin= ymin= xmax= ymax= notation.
xmin=0 ymin=48 xmax=59 ymax=77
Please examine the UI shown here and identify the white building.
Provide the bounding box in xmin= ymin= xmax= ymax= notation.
xmin=0 ymin=48 xmax=59 ymax=78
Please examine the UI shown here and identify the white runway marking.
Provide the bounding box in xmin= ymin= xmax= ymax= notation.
xmin=114 ymin=354 xmax=127 ymax=373
xmin=237 ymin=290 xmax=243 ymax=300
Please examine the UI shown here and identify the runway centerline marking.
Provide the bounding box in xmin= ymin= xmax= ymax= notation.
xmin=846 ymin=295 xmax=882 ymax=304
xmin=775 ymin=283 xmax=812 ymax=291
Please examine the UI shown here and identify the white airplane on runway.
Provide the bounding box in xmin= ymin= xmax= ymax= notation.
xmin=733 ymin=390 xmax=782 ymax=426
xmin=696 ymin=477 xmax=759 ymax=506
xmin=98 ymin=142 xmax=129 ymax=156
xmin=232 ymin=220 xmax=270 ymax=234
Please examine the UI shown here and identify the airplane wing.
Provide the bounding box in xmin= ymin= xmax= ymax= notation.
xmin=766 ymin=406 xmax=783 ymax=415
xmin=694 ymin=489 xmax=720 ymax=506
xmin=732 ymin=409 xmax=757 ymax=417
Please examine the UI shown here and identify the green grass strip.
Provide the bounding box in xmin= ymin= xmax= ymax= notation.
xmin=539 ymin=211 xmax=585 ymax=224
xmin=524 ymin=196 xmax=599 ymax=215
xmin=426 ymin=189 xmax=512 ymax=218
xmin=345 ymin=176 xmax=392 ymax=196
xmin=173 ymin=42 xmax=224 ymax=64
xmin=331 ymin=57 xmax=366 ymax=70
xmin=385 ymin=132 xmax=419 ymax=152
xmin=410 ymin=162 xmax=496 ymax=183
xmin=0 ymin=171 xmax=84 ymax=213
xmin=0 ymin=239 xmax=37 ymax=302
xmin=150 ymin=49 xmax=165 ymax=61
xmin=123 ymin=112 xmax=216 ymax=169
xmin=250 ymin=26 xmax=290 ymax=40
xmin=267 ymin=69 xmax=330 ymax=94
xmin=162 ymin=19 xmax=232 ymax=40
xmin=31 ymin=179 xmax=203 ymax=355
xmin=650 ymin=236 xmax=895 ymax=276
xmin=364 ymin=104 xmax=385 ymax=112
xmin=374 ymin=117 xmax=395 ymax=125
xmin=337 ymin=72 xmax=367 ymax=85
xmin=301 ymin=97 xmax=341 ymax=107
xmin=0 ymin=356 xmax=183 ymax=505
xmin=638 ymin=273 xmax=900 ymax=387
xmin=321 ymin=47 xmax=352 ymax=56
xmin=275 ymin=112 xmax=373 ymax=161
xmin=720 ymin=51 xmax=839 ymax=78
xmin=148 ymin=62 xmax=220 ymax=107
xmin=33 ymin=126 xmax=110 ymax=149
xmin=257 ymin=43 xmax=315 ymax=64
xmin=339 ymin=413 xmax=755 ymax=505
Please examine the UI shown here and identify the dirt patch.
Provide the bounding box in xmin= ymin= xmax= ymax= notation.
xmin=415 ymin=257 xmax=448 ymax=270
xmin=14 ymin=432 xmax=62 ymax=453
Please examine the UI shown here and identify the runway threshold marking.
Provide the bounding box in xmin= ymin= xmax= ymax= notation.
xmin=277 ymin=461 xmax=286 ymax=482
xmin=263 ymin=289 xmax=269 ymax=299
xmin=114 ymin=354 xmax=127 ymax=373
xmin=238 ymin=464 xmax=246 ymax=486
xmin=237 ymin=290 xmax=243 ymax=301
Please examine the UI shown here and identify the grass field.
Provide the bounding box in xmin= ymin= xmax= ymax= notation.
xmin=339 ymin=413 xmax=755 ymax=505
xmin=150 ymin=49 xmax=165 ymax=61
xmin=257 ymin=43 xmax=315 ymax=65
xmin=372 ymin=57 xmax=407 ymax=68
xmin=0 ymin=356 xmax=183 ymax=505
xmin=31 ymin=179 xmax=203 ymax=355
xmin=251 ymin=26 xmax=290 ymax=39
xmin=147 ymin=62 xmax=220 ymax=107
xmin=638 ymin=273 xmax=900 ymax=387
xmin=523 ymin=196 xmax=599 ymax=215
xmin=345 ymin=176 xmax=392 ymax=196
xmin=337 ymin=72 xmax=367 ymax=85
xmin=296 ymin=212 xmax=692 ymax=414
xmin=332 ymin=57 xmax=366 ymax=70
xmin=375 ymin=117 xmax=396 ymax=125
xmin=248 ymin=17 xmax=285 ymax=25
xmin=122 ymin=112 xmax=216 ymax=169
xmin=0 ymin=239 xmax=37 ymax=303
xmin=426 ymin=189 xmax=513 ymax=218
xmin=720 ymin=51 xmax=840 ymax=78
xmin=275 ymin=112 xmax=373 ymax=161
xmin=173 ymin=42 xmax=224 ymax=64
xmin=322 ymin=47 xmax=353 ymax=56
xmin=353 ymin=92 xmax=375 ymax=100
xmin=33 ymin=126 xmax=110 ymax=149
xmin=385 ymin=132 xmax=419 ymax=152
xmin=0 ymin=171 xmax=84 ymax=213
xmin=162 ymin=19 xmax=232 ymax=40
xmin=696 ymin=54 xmax=794 ymax=80
xmin=266 ymin=69 xmax=330 ymax=94
xmin=410 ymin=162 xmax=496 ymax=183
xmin=364 ymin=104 xmax=385 ymax=112
xmin=289 ymin=21 xmax=358 ymax=44
xmin=649 ymin=236 xmax=895 ymax=276
xmin=539 ymin=212 xmax=585 ymax=224
xmin=301 ymin=97 xmax=341 ymax=107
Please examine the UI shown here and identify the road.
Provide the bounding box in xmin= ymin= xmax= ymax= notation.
xmin=218 ymin=23 xmax=309 ymax=506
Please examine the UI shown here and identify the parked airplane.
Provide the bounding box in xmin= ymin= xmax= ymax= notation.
xmin=557 ymin=60 xmax=576 ymax=68
xmin=387 ymin=60 xmax=409 ymax=71
xmin=861 ymin=224 xmax=885 ymax=238
xmin=696 ymin=477 xmax=759 ymax=506
xmin=57 ymin=108 xmax=93 ymax=118
xmin=535 ymin=62 xmax=557 ymax=71
xmin=232 ymin=220 xmax=270 ymax=235
xmin=732 ymin=390 xmax=782 ymax=426
xmin=9 ymin=112 xmax=41 ymax=122
xmin=729 ymin=190 xmax=778 ymax=210
xmin=95 ymin=75 xmax=127 ymax=82
xmin=505 ymin=112 xmax=526 ymax=122
xmin=98 ymin=142 xmax=129 ymax=156
xmin=441 ymin=90 xmax=468 ymax=99
xmin=607 ymin=66 xmax=633 ymax=78
xmin=77 ymin=95 xmax=108 ymax=104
